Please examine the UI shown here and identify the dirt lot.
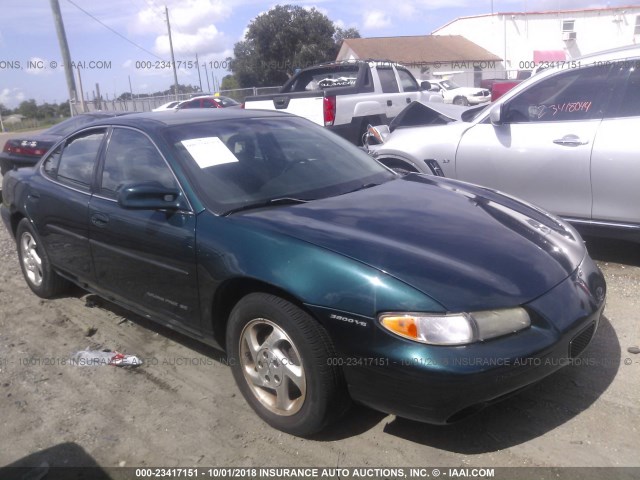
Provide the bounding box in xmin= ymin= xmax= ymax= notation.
xmin=0 ymin=189 xmax=639 ymax=471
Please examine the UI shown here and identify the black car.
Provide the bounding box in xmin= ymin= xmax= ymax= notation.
xmin=0 ymin=112 xmax=125 ymax=175
xmin=1 ymin=109 xmax=606 ymax=436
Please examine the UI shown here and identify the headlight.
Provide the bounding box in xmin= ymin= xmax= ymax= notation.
xmin=379 ymin=308 xmax=530 ymax=345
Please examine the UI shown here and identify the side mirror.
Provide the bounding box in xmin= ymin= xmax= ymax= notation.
xmin=420 ymin=81 xmax=431 ymax=91
xmin=489 ymin=105 xmax=504 ymax=126
xmin=363 ymin=124 xmax=390 ymax=148
xmin=118 ymin=183 xmax=182 ymax=210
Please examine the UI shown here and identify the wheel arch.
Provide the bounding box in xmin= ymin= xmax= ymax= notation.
xmin=9 ymin=211 xmax=26 ymax=238
xmin=376 ymin=155 xmax=421 ymax=174
xmin=210 ymin=277 xmax=314 ymax=351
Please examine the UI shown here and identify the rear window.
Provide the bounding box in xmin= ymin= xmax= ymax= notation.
xmin=286 ymin=66 xmax=361 ymax=92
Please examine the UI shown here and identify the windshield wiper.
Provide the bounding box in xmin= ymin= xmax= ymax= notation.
xmin=222 ymin=197 xmax=308 ymax=216
xmin=345 ymin=182 xmax=381 ymax=194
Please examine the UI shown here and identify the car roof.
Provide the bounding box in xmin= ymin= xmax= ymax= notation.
xmin=575 ymin=44 xmax=640 ymax=63
xmin=85 ymin=108 xmax=294 ymax=129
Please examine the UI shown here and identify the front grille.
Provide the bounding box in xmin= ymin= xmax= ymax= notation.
xmin=569 ymin=322 xmax=596 ymax=358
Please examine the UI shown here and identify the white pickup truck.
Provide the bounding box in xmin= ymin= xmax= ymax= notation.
xmin=244 ymin=60 xmax=438 ymax=144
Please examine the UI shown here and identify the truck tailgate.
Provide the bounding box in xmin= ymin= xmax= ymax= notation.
xmin=245 ymin=94 xmax=325 ymax=126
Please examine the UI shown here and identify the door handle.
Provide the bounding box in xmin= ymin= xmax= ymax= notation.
xmin=387 ymin=100 xmax=393 ymax=106
xmin=406 ymin=97 xmax=412 ymax=104
xmin=553 ymin=135 xmax=589 ymax=147
xmin=91 ymin=213 xmax=109 ymax=228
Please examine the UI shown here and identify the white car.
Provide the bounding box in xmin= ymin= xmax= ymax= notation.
xmin=152 ymin=101 xmax=180 ymax=112
xmin=427 ymin=79 xmax=490 ymax=106
xmin=367 ymin=45 xmax=640 ymax=243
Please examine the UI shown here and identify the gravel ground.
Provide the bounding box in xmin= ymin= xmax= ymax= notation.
xmin=0 ymin=195 xmax=638 ymax=472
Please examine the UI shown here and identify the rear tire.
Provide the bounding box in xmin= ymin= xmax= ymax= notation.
xmin=226 ymin=293 xmax=349 ymax=436
xmin=16 ymin=218 xmax=70 ymax=298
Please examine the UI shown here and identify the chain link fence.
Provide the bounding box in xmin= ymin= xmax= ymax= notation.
xmin=70 ymin=86 xmax=282 ymax=115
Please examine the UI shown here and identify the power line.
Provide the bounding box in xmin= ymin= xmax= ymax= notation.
xmin=65 ymin=0 xmax=165 ymax=60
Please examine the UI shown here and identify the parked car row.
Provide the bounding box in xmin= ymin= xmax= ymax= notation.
xmin=244 ymin=60 xmax=442 ymax=145
xmin=152 ymin=95 xmax=240 ymax=112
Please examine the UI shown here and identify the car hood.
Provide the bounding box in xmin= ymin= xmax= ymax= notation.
xmin=388 ymin=101 xmax=470 ymax=131
xmin=235 ymin=175 xmax=585 ymax=311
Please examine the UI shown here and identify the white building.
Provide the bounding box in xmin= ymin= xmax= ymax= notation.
xmin=433 ymin=5 xmax=640 ymax=79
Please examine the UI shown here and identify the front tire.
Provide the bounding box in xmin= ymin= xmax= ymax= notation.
xmin=226 ymin=293 xmax=349 ymax=436
xmin=453 ymin=96 xmax=469 ymax=106
xmin=16 ymin=218 xmax=70 ymax=298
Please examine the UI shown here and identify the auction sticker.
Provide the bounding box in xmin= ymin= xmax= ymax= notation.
xmin=181 ymin=137 xmax=238 ymax=169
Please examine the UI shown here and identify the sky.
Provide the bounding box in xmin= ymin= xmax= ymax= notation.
xmin=0 ymin=0 xmax=634 ymax=108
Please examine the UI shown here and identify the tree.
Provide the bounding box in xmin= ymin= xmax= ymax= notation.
xmin=18 ymin=99 xmax=38 ymax=119
xmin=38 ymin=103 xmax=57 ymax=119
xmin=231 ymin=5 xmax=340 ymax=87
xmin=57 ymin=102 xmax=71 ymax=117
xmin=220 ymin=74 xmax=240 ymax=91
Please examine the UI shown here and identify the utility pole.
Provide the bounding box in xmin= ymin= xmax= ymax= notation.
xmin=76 ymin=66 xmax=86 ymax=113
xmin=195 ymin=53 xmax=203 ymax=92
xmin=165 ymin=6 xmax=180 ymax=101
xmin=129 ymin=76 xmax=135 ymax=111
xmin=203 ymin=62 xmax=211 ymax=92
xmin=50 ymin=0 xmax=77 ymax=115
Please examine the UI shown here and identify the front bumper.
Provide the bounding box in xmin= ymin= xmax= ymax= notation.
xmin=339 ymin=255 xmax=606 ymax=424
xmin=467 ymin=96 xmax=491 ymax=105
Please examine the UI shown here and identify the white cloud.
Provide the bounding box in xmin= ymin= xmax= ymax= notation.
xmin=0 ymin=88 xmax=26 ymax=108
xmin=363 ymin=10 xmax=391 ymax=29
xmin=303 ymin=5 xmax=329 ymax=16
xmin=24 ymin=57 xmax=55 ymax=76
xmin=154 ymin=24 xmax=228 ymax=57
xmin=134 ymin=0 xmax=232 ymax=35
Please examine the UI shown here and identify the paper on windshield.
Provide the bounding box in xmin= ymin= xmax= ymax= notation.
xmin=181 ymin=137 xmax=238 ymax=169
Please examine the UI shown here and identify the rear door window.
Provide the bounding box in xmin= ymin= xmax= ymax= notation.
xmin=43 ymin=129 xmax=106 ymax=190
xmin=377 ymin=67 xmax=400 ymax=93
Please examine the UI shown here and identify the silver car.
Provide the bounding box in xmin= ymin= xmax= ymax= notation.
xmin=367 ymin=45 xmax=640 ymax=242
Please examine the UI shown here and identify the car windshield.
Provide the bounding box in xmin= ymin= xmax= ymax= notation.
xmin=216 ymin=97 xmax=240 ymax=107
xmin=166 ymin=117 xmax=395 ymax=214
xmin=440 ymin=80 xmax=460 ymax=90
